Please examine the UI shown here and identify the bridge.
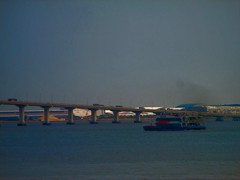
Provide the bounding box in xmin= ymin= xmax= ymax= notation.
xmin=0 ymin=100 xmax=240 ymax=126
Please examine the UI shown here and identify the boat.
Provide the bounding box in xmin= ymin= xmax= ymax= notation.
xmin=184 ymin=122 xmax=206 ymax=130
xmin=216 ymin=116 xmax=224 ymax=121
xmin=183 ymin=116 xmax=206 ymax=130
xmin=143 ymin=115 xmax=185 ymax=131
xmin=232 ymin=117 xmax=240 ymax=121
xmin=143 ymin=115 xmax=206 ymax=131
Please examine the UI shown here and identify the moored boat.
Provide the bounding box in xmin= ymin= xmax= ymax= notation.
xmin=143 ymin=115 xmax=185 ymax=131
xmin=143 ymin=115 xmax=206 ymax=131
xmin=183 ymin=116 xmax=206 ymax=130
xmin=184 ymin=122 xmax=206 ymax=130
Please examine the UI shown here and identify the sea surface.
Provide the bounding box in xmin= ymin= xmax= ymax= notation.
xmin=0 ymin=120 xmax=240 ymax=180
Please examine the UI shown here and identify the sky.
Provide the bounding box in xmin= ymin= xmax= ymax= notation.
xmin=1 ymin=0 xmax=240 ymax=108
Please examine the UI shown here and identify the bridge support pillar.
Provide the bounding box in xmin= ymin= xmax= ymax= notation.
xmin=112 ymin=110 xmax=120 ymax=124
xmin=90 ymin=109 xmax=98 ymax=124
xmin=17 ymin=105 xmax=26 ymax=126
xmin=42 ymin=106 xmax=51 ymax=125
xmin=133 ymin=111 xmax=142 ymax=123
xmin=66 ymin=108 xmax=75 ymax=125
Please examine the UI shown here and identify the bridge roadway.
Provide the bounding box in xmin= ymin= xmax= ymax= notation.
xmin=0 ymin=100 xmax=191 ymax=125
xmin=0 ymin=100 xmax=240 ymax=126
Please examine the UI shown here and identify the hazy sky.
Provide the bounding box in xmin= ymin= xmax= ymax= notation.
xmin=1 ymin=0 xmax=240 ymax=107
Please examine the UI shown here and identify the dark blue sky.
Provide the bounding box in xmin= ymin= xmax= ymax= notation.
xmin=1 ymin=0 xmax=240 ymax=107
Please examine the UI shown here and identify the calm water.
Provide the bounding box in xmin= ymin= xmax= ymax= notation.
xmin=0 ymin=120 xmax=240 ymax=180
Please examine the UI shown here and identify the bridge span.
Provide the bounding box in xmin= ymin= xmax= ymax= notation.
xmin=0 ymin=100 xmax=188 ymax=125
xmin=1 ymin=100 xmax=240 ymax=126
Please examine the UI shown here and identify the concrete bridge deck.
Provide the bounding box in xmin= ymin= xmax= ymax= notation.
xmin=1 ymin=100 xmax=240 ymax=126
